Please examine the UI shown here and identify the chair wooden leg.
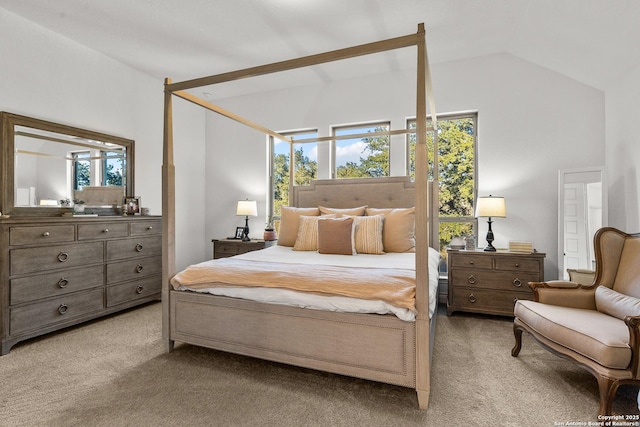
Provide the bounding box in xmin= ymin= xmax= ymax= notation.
xmin=596 ymin=375 xmax=618 ymax=416
xmin=512 ymin=324 xmax=523 ymax=357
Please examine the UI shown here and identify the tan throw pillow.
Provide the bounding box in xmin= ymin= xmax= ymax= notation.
xmin=293 ymin=215 xmax=321 ymax=251
xmin=365 ymin=207 xmax=415 ymax=253
xmin=278 ymin=206 xmax=319 ymax=247
xmin=595 ymin=285 xmax=640 ymax=320
xmin=317 ymin=217 xmax=355 ymax=255
xmin=352 ymin=215 xmax=385 ymax=255
xmin=319 ymin=205 xmax=367 ymax=217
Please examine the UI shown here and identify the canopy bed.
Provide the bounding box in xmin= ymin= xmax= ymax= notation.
xmin=162 ymin=24 xmax=438 ymax=409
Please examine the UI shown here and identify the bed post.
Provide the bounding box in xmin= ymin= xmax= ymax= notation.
xmin=414 ymin=23 xmax=431 ymax=410
xmin=162 ymin=78 xmax=176 ymax=352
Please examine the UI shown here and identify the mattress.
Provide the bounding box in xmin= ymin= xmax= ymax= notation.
xmin=173 ymin=245 xmax=440 ymax=321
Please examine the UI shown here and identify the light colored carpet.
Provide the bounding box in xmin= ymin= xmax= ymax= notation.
xmin=1 ymin=302 xmax=638 ymax=426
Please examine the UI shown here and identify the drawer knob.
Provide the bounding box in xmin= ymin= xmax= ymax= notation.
xmin=42 ymin=231 xmax=50 ymax=237
xmin=514 ymin=263 xmax=520 ymax=268
xmin=136 ymin=285 xmax=144 ymax=294
xmin=513 ymin=297 xmax=519 ymax=305
xmin=135 ymin=264 xmax=144 ymax=273
xmin=468 ymin=294 xmax=477 ymax=303
xmin=467 ymin=275 xmax=477 ymax=284
xmin=147 ymin=226 xmax=153 ymax=230
xmin=135 ymin=243 xmax=144 ymax=252
xmin=103 ymin=228 xmax=109 ymax=233
xmin=513 ymin=278 xmax=522 ymax=287
xmin=57 ymin=278 xmax=69 ymax=288
xmin=469 ymin=260 xmax=474 ymax=265
xmin=58 ymin=304 xmax=68 ymax=315
xmin=57 ymin=252 xmax=69 ymax=262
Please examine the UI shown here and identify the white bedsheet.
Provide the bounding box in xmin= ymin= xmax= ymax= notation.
xmin=177 ymin=245 xmax=441 ymax=321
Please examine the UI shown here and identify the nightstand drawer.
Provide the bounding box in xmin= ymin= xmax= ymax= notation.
xmin=449 ymin=287 xmax=533 ymax=316
xmin=450 ymin=270 xmax=540 ymax=292
xmin=494 ymin=257 xmax=541 ymax=272
xmin=212 ymin=239 xmax=266 ymax=259
xmin=449 ymin=254 xmax=493 ymax=270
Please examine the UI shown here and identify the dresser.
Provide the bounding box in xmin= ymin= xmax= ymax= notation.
xmin=447 ymin=250 xmax=545 ymax=316
xmin=212 ymin=238 xmax=269 ymax=259
xmin=0 ymin=216 xmax=162 ymax=354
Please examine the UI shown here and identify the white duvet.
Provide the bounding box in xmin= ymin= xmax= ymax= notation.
xmin=176 ymin=245 xmax=440 ymax=321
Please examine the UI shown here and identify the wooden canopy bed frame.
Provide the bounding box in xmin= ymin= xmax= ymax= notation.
xmin=162 ymin=24 xmax=438 ymax=409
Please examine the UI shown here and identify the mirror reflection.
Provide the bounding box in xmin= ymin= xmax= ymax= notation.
xmin=558 ymin=167 xmax=608 ymax=280
xmin=15 ymin=126 xmax=127 ymax=207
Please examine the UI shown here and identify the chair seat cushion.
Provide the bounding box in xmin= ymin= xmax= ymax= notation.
xmin=515 ymin=300 xmax=631 ymax=369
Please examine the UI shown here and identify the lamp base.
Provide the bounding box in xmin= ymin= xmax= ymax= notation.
xmin=241 ymin=216 xmax=251 ymax=241
xmin=483 ymin=244 xmax=497 ymax=252
xmin=483 ymin=218 xmax=496 ymax=251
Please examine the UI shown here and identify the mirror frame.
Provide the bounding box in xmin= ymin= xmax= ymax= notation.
xmin=1 ymin=112 xmax=134 ymax=217
xmin=557 ymin=166 xmax=608 ymax=280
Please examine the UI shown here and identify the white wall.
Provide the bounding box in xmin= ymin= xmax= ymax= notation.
xmin=605 ymin=64 xmax=640 ymax=233
xmin=0 ymin=8 xmax=206 ymax=270
xmin=205 ymin=53 xmax=605 ymax=280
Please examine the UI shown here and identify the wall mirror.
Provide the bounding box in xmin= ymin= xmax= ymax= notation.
xmin=1 ymin=112 xmax=134 ymax=216
xmin=558 ymin=167 xmax=607 ymax=280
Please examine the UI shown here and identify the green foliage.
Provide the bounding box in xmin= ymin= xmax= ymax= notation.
xmin=336 ymin=127 xmax=389 ymax=178
xmin=273 ymin=146 xmax=317 ymax=217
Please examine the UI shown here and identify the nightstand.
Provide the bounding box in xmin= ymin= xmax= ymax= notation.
xmin=447 ymin=249 xmax=545 ymax=316
xmin=212 ymin=238 xmax=269 ymax=259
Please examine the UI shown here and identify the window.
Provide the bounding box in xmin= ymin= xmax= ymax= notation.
xmin=72 ymin=151 xmax=90 ymax=190
xmin=408 ymin=113 xmax=478 ymax=259
xmin=332 ymin=122 xmax=390 ymax=178
xmin=101 ymin=150 xmax=125 ymax=187
xmin=269 ymin=130 xmax=318 ymax=224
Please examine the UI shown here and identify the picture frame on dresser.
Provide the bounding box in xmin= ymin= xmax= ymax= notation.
xmin=125 ymin=197 xmax=141 ymax=215
xmin=234 ymin=227 xmax=244 ymax=239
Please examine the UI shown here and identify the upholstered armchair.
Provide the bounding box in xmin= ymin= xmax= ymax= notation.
xmin=512 ymin=227 xmax=640 ymax=415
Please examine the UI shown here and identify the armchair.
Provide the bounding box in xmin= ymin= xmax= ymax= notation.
xmin=512 ymin=227 xmax=640 ymax=415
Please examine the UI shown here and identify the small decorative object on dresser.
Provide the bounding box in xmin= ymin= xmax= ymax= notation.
xmin=212 ymin=238 xmax=267 ymax=259
xmin=125 ymin=197 xmax=140 ymax=215
xmin=447 ymin=249 xmax=545 ymax=316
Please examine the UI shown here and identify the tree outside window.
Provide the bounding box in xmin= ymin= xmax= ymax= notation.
xmin=333 ymin=123 xmax=390 ymax=178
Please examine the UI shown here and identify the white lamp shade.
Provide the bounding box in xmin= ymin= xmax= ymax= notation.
xmin=475 ymin=196 xmax=506 ymax=218
xmin=236 ymin=200 xmax=258 ymax=216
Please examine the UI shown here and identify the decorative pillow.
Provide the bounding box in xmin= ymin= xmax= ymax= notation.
xmin=278 ymin=206 xmax=319 ymax=247
xmin=365 ymin=207 xmax=415 ymax=253
xmin=319 ymin=205 xmax=367 ymax=217
xmin=317 ymin=217 xmax=355 ymax=255
xmin=293 ymin=215 xmax=322 ymax=251
xmin=352 ymin=215 xmax=385 ymax=255
xmin=595 ymin=286 xmax=640 ymax=320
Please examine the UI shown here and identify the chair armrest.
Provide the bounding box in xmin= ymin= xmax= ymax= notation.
xmin=529 ymin=281 xmax=597 ymax=309
xmin=625 ymin=315 xmax=640 ymax=378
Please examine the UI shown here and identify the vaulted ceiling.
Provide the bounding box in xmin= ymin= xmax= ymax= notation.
xmin=1 ymin=0 xmax=638 ymax=98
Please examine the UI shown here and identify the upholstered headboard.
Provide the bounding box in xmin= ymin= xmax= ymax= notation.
xmin=292 ymin=177 xmax=415 ymax=209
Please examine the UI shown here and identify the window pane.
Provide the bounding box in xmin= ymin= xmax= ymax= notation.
xmin=102 ymin=150 xmax=125 ymax=186
xmin=73 ymin=152 xmax=90 ymax=190
xmin=334 ymin=123 xmax=389 ymax=178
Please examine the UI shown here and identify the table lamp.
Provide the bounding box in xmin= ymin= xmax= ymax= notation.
xmin=236 ymin=200 xmax=258 ymax=242
xmin=475 ymin=195 xmax=506 ymax=252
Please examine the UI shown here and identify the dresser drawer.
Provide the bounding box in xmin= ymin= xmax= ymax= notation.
xmin=9 ymin=225 xmax=75 ymax=246
xmin=106 ymin=256 xmax=162 ymax=284
xmin=450 ymin=270 xmax=541 ymax=292
xmin=494 ymin=257 xmax=542 ymax=273
xmin=106 ymin=275 xmax=161 ymax=307
xmin=449 ymin=287 xmax=533 ymax=316
xmin=106 ymin=235 xmax=162 ymax=261
xmin=77 ymin=222 xmax=129 ymax=240
xmin=449 ymin=254 xmax=493 ymax=270
xmin=10 ymin=265 xmax=104 ymax=305
xmin=10 ymin=242 xmax=104 ymax=275
xmin=10 ymin=288 xmax=104 ymax=335
xmin=130 ymin=220 xmax=161 ymax=236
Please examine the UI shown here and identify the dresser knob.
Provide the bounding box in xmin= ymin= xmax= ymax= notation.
xmin=57 ymin=278 xmax=69 ymax=288
xmin=58 ymin=304 xmax=68 ymax=315
xmin=57 ymin=252 xmax=69 ymax=262
xmin=513 ymin=278 xmax=522 ymax=287
xmin=103 ymin=228 xmax=109 ymax=233
xmin=147 ymin=226 xmax=153 ymax=230
xmin=468 ymin=294 xmax=477 ymax=303
xmin=42 ymin=232 xmax=50 ymax=237
xmin=135 ymin=264 xmax=143 ymax=273
xmin=513 ymin=298 xmax=519 ymax=305
xmin=514 ymin=263 xmax=520 ymax=268
xmin=136 ymin=285 xmax=144 ymax=294
xmin=467 ymin=275 xmax=477 ymax=284
xmin=469 ymin=261 xmax=474 ymax=265
xmin=135 ymin=243 xmax=144 ymax=252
